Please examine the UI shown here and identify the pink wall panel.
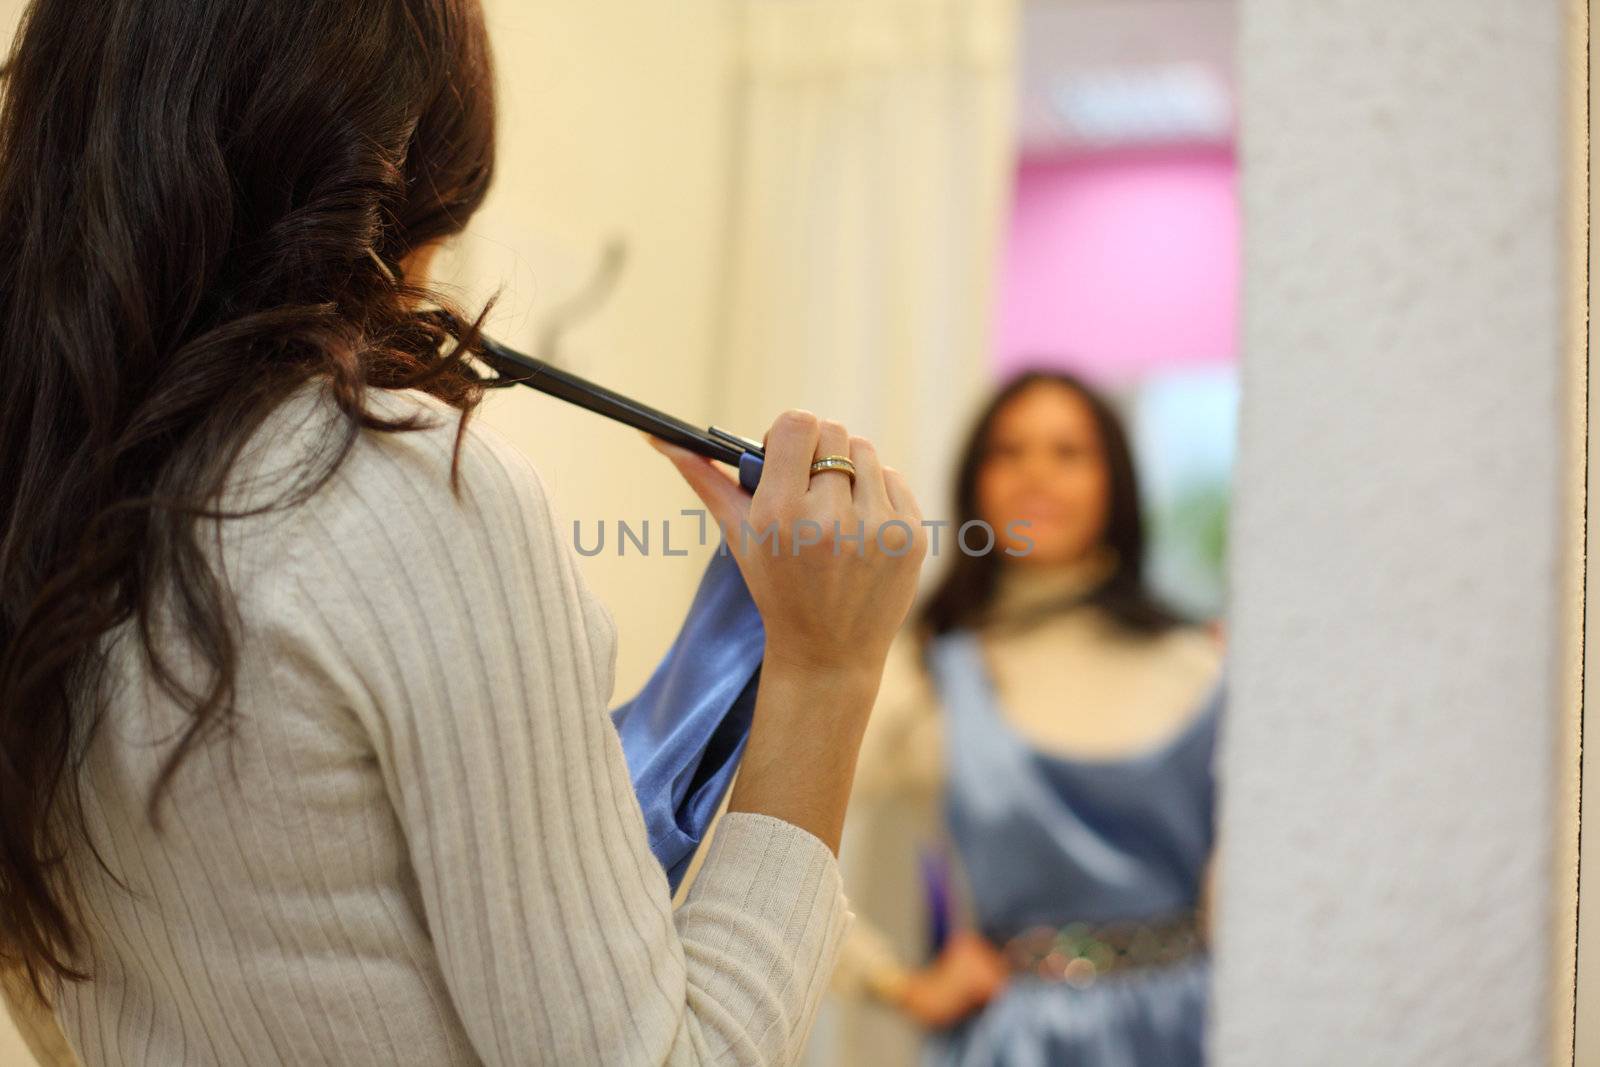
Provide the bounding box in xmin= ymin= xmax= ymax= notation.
xmin=995 ymin=147 xmax=1239 ymax=383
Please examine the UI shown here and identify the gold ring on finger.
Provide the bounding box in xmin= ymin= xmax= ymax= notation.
xmin=808 ymin=455 xmax=857 ymax=483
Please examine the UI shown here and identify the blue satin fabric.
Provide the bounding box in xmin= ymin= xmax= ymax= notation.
xmin=611 ymin=548 xmax=765 ymax=891
xmin=925 ymin=630 xmax=1225 ymax=1067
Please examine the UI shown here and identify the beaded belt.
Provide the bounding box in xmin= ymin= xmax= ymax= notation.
xmin=999 ymin=911 xmax=1203 ymax=987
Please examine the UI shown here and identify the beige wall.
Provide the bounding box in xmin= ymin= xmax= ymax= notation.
xmin=0 ymin=1000 xmax=33 ymax=1067
xmin=453 ymin=1 xmax=741 ymax=695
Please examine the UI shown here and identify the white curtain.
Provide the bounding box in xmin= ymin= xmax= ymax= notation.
xmin=709 ymin=8 xmax=1020 ymax=1065
xmin=712 ymin=0 xmax=1020 ymax=522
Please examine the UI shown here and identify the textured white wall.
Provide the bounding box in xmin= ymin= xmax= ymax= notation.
xmin=1213 ymin=3 xmax=1580 ymax=1065
xmin=1575 ymin=2 xmax=1600 ymax=1058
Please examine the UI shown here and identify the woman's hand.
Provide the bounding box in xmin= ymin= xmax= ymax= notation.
xmin=648 ymin=410 xmax=926 ymax=682
xmin=648 ymin=411 xmax=928 ymax=854
xmin=892 ymin=931 xmax=1010 ymax=1030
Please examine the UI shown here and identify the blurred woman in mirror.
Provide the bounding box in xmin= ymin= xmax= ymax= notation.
xmin=831 ymin=369 xmax=1226 ymax=1066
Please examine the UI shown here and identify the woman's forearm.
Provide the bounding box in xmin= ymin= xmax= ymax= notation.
xmin=726 ymin=655 xmax=883 ymax=855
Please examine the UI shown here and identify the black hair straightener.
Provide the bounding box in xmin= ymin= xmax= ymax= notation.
xmin=473 ymin=331 xmax=768 ymax=494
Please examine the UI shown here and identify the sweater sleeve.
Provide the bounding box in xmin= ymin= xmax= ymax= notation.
xmin=277 ymin=390 xmax=850 ymax=1065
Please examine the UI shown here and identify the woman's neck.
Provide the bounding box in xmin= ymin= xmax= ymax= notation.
xmin=988 ymin=546 xmax=1119 ymax=625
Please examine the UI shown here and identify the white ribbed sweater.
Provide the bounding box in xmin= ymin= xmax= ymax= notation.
xmin=23 ymin=381 xmax=850 ymax=1066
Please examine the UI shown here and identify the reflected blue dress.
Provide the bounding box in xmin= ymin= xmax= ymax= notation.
xmin=924 ymin=630 xmax=1225 ymax=1067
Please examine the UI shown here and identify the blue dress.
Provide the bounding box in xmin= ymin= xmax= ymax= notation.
xmin=924 ymin=630 xmax=1225 ymax=1067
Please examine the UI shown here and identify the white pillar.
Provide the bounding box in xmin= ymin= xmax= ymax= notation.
xmin=1214 ymin=3 xmax=1584 ymax=1065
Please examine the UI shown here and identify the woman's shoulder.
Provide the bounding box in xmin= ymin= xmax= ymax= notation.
xmin=219 ymin=378 xmax=618 ymax=661
xmin=1155 ymin=621 xmax=1224 ymax=668
xmin=1074 ymin=610 xmax=1224 ymax=704
xmin=1144 ymin=622 xmax=1226 ymax=730
xmin=218 ymin=380 xmax=560 ymax=583
xmin=241 ymin=379 xmax=542 ymax=506
xmin=1145 ymin=621 xmax=1226 ymax=694
xmin=339 ymin=381 xmax=531 ymax=475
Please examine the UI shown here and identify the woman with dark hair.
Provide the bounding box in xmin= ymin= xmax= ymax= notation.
xmin=0 ymin=2 xmax=927 ymax=1064
xmin=829 ymin=370 xmax=1225 ymax=1066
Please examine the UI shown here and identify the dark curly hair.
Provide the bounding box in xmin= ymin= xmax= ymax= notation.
xmin=0 ymin=0 xmax=498 ymax=995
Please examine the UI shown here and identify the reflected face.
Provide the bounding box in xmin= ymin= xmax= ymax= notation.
xmin=975 ymin=382 xmax=1110 ymax=566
